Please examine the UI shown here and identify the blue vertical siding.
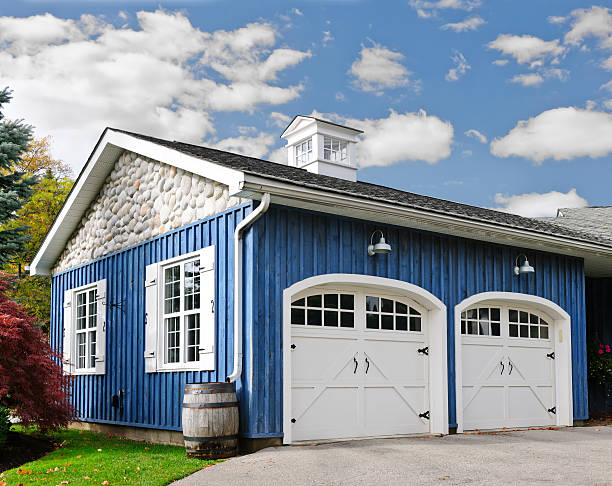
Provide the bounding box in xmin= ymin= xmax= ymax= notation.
xmin=50 ymin=203 xmax=253 ymax=432
xmin=249 ymin=205 xmax=588 ymax=436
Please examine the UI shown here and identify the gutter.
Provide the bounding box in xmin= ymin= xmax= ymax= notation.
xmin=227 ymin=193 xmax=271 ymax=383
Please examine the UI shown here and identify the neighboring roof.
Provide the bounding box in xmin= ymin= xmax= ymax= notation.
xmin=539 ymin=207 xmax=612 ymax=244
xmin=280 ymin=115 xmax=363 ymax=138
xmin=113 ymin=128 xmax=612 ymax=249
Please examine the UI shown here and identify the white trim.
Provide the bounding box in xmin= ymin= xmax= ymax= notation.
xmin=282 ymin=273 xmax=448 ymax=444
xmin=454 ymin=292 xmax=573 ymax=432
xmin=30 ymin=129 xmax=245 ymax=275
xmin=238 ymin=178 xmax=612 ymax=278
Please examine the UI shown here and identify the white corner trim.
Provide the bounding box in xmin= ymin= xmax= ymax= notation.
xmin=453 ymin=292 xmax=573 ymax=432
xmin=30 ymin=129 xmax=245 ymax=275
xmin=282 ymin=273 xmax=448 ymax=444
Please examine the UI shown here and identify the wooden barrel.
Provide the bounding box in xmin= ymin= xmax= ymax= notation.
xmin=182 ymin=382 xmax=239 ymax=459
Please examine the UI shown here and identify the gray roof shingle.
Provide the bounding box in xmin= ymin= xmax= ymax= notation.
xmin=539 ymin=207 xmax=612 ymax=244
xmin=112 ymin=128 xmax=612 ymax=249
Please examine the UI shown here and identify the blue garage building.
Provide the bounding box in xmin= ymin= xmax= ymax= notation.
xmin=31 ymin=117 xmax=612 ymax=448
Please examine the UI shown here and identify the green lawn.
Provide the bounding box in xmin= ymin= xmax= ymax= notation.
xmin=0 ymin=427 xmax=216 ymax=485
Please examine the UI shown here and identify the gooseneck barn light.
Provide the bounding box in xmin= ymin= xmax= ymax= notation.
xmin=367 ymin=230 xmax=392 ymax=256
xmin=514 ymin=254 xmax=535 ymax=276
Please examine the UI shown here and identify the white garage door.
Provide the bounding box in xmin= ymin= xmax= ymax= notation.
xmin=289 ymin=288 xmax=430 ymax=441
xmin=461 ymin=305 xmax=556 ymax=430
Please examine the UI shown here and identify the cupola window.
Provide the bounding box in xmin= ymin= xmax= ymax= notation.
xmin=323 ymin=136 xmax=348 ymax=162
xmin=295 ymin=138 xmax=312 ymax=165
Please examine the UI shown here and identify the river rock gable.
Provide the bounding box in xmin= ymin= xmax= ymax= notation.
xmin=54 ymin=150 xmax=244 ymax=273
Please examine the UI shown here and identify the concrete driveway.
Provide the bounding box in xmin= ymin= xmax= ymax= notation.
xmin=174 ymin=426 xmax=612 ymax=485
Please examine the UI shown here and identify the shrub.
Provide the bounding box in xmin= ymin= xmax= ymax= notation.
xmin=0 ymin=404 xmax=9 ymax=447
xmin=0 ymin=274 xmax=75 ymax=431
xmin=587 ymin=343 xmax=612 ymax=386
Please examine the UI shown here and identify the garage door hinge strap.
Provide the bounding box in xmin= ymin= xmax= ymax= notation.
xmin=417 ymin=347 xmax=429 ymax=356
xmin=547 ymin=407 xmax=556 ymax=414
xmin=419 ymin=411 xmax=430 ymax=420
xmin=546 ymin=352 xmax=555 ymax=359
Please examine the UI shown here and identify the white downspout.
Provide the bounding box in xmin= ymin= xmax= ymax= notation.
xmin=227 ymin=193 xmax=271 ymax=383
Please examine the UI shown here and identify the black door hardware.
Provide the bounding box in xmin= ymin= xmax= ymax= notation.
xmin=353 ymin=357 xmax=358 ymax=374
xmin=547 ymin=407 xmax=556 ymax=414
xmin=211 ymin=299 xmax=215 ymax=314
xmin=291 ymin=344 xmax=296 ymax=349
xmin=508 ymin=361 xmax=513 ymax=375
xmin=291 ymin=418 xmax=296 ymax=423
xmin=419 ymin=411 xmax=430 ymax=420
xmin=365 ymin=357 xmax=370 ymax=374
xmin=500 ymin=361 xmax=505 ymax=375
xmin=546 ymin=352 xmax=555 ymax=360
xmin=417 ymin=347 xmax=429 ymax=356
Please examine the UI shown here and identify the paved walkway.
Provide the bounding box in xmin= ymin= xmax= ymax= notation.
xmin=174 ymin=426 xmax=612 ymax=485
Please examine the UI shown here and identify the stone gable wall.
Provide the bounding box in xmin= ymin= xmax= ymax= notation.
xmin=53 ymin=151 xmax=245 ymax=273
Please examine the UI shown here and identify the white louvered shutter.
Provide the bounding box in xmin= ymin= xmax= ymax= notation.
xmin=144 ymin=263 xmax=159 ymax=373
xmin=94 ymin=279 xmax=107 ymax=375
xmin=63 ymin=289 xmax=74 ymax=375
xmin=199 ymin=245 xmax=216 ymax=371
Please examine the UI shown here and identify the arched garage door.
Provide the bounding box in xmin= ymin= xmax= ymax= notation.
xmin=455 ymin=293 xmax=573 ymax=432
xmin=282 ymin=275 xmax=448 ymax=444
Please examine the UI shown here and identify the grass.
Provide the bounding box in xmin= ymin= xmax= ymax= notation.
xmin=0 ymin=427 xmax=217 ymax=485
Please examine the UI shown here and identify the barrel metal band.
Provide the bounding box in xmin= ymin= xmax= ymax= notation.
xmin=185 ymin=388 xmax=235 ymax=395
xmin=183 ymin=401 xmax=238 ymax=409
xmin=184 ymin=434 xmax=238 ymax=442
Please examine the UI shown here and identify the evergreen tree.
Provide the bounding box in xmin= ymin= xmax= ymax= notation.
xmin=0 ymin=88 xmax=36 ymax=265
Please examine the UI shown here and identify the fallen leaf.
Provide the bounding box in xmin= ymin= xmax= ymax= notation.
xmin=93 ymin=469 xmax=100 ymax=472
xmin=136 ymin=467 xmax=140 ymax=471
xmin=61 ymin=481 xmax=69 ymax=484
xmin=101 ymin=481 xmax=111 ymax=485
xmin=76 ymin=455 xmax=83 ymax=458
xmin=97 ymin=448 xmax=102 ymax=452
xmin=84 ymin=477 xmax=91 ymax=480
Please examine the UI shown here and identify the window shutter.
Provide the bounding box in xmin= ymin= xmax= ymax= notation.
xmin=94 ymin=279 xmax=107 ymax=375
xmin=63 ymin=289 xmax=74 ymax=375
xmin=144 ymin=262 xmax=159 ymax=373
xmin=199 ymin=245 xmax=216 ymax=371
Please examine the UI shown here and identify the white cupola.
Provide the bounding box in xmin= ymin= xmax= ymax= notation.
xmin=280 ymin=116 xmax=363 ymax=182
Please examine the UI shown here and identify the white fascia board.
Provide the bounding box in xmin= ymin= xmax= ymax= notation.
xmin=237 ymin=176 xmax=612 ymax=277
xmin=30 ymin=129 xmax=245 ymax=275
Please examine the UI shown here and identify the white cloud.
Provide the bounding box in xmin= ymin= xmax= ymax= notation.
xmin=492 ymin=189 xmax=587 ymax=218
xmin=601 ymin=79 xmax=612 ymax=92
xmin=604 ymin=99 xmax=612 ymax=110
xmin=268 ymin=146 xmax=287 ymax=164
xmin=292 ymin=8 xmax=303 ymax=16
xmin=211 ymin=132 xmax=276 ymax=159
xmin=492 ymin=59 xmax=509 ymax=66
xmin=510 ymin=73 xmax=544 ymax=86
xmin=319 ymin=109 xmax=453 ymax=167
xmin=490 ymin=107 xmax=612 ymax=162
xmin=441 ymin=16 xmax=485 ymax=32
xmin=445 ymin=50 xmax=471 ymax=81
xmin=465 ymin=129 xmax=487 ymax=143
xmin=0 ymin=10 xmax=311 ymax=170
xmin=409 ymin=0 xmax=481 ymax=19
xmin=487 ymin=34 xmax=566 ymax=64
xmin=322 ymin=31 xmax=334 ymax=46
xmin=349 ymin=42 xmax=417 ymax=93
xmin=548 ymin=16 xmax=567 ymax=25
xmin=564 ymin=6 xmax=612 ymax=48
xmin=603 ymin=55 xmax=612 ymax=71
xmin=335 ymin=91 xmax=346 ymax=102
xmin=269 ymin=111 xmax=291 ymax=128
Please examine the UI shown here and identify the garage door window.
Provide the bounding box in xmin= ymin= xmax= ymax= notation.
xmin=291 ymin=293 xmax=355 ymax=328
xmin=460 ymin=307 xmax=501 ymax=336
xmin=365 ymin=296 xmax=421 ymax=332
xmin=508 ymin=309 xmax=549 ymax=340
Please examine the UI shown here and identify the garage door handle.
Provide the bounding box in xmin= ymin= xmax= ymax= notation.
xmin=365 ymin=357 xmax=370 ymax=374
xmin=508 ymin=361 xmax=513 ymax=375
xmin=500 ymin=361 xmax=504 ymax=374
xmin=353 ymin=357 xmax=358 ymax=374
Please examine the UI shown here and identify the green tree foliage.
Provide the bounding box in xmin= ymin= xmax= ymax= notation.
xmin=0 ymin=87 xmax=37 ymax=265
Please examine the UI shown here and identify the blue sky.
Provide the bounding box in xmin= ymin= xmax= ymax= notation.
xmin=1 ymin=0 xmax=612 ymax=217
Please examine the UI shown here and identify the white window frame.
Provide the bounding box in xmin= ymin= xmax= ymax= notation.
xmin=323 ymin=136 xmax=348 ymax=163
xmin=63 ymin=279 xmax=107 ymax=376
xmin=145 ymin=247 xmax=215 ymax=373
xmin=295 ymin=138 xmax=312 ymax=166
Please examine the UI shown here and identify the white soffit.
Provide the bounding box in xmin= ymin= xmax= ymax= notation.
xmin=30 ymin=129 xmax=245 ymax=275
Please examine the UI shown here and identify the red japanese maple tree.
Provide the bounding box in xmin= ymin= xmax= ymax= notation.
xmin=0 ymin=274 xmax=74 ymax=430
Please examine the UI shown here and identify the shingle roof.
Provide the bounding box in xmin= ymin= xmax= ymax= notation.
xmin=539 ymin=207 xmax=612 ymax=244
xmin=112 ymin=128 xmax=612 ymax=249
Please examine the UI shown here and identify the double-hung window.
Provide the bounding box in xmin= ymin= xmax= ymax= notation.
xmin=63 ymin=279 xmax=107 ymax=375
xmin=144 ymin=246 xmax=215 ymax=372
